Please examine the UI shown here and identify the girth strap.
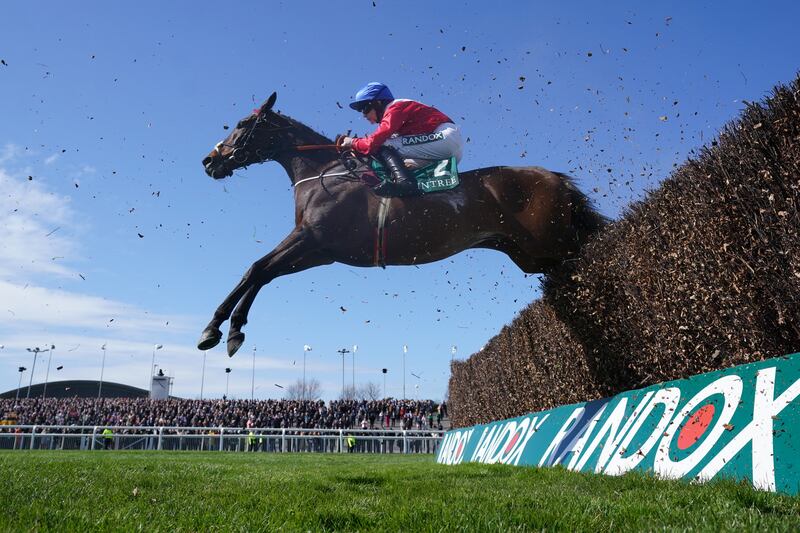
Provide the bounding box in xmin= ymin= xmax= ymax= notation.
xmin=374 ymin=197 xmax=390 ymax=268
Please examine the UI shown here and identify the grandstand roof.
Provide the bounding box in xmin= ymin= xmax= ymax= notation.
xmin=0 ymin=380 xmax=151 ymax=399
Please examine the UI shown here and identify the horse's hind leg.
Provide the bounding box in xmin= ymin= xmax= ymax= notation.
xmin=197 ymin=227 xmax=312 ymax=351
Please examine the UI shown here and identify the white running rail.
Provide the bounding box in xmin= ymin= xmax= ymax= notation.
xmin=0 ymin=425 xmax=445 ymax=454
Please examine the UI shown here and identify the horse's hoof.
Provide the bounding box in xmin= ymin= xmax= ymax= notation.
xmin=197 ymin=327 xmax=222 ymax=351
xmin=227 ymin=331 xmax=245 ymax=357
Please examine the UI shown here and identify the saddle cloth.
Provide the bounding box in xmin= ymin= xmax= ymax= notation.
xmin=366 ymin=157 xmax=460 ymax=194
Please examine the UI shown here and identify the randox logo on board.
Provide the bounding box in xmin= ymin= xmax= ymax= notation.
xmin=437 ymin=353 xmax=800 ymax=495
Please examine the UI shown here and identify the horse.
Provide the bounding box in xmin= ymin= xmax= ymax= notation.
xmin=199 ymin=92 xmax=608 ymax=356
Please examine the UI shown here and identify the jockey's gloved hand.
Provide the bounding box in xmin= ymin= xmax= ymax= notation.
xmin=335 ymin=134 xmax=354 ymax=148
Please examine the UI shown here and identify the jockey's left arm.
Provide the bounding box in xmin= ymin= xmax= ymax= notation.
xmin=351 ymin=105 xmax=406 ymax=155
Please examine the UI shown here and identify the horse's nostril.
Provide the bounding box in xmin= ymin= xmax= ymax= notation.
xmin=202 ymin=156 xmax=213 ymax=167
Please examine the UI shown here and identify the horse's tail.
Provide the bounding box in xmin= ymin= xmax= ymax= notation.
xmin=557 ymin=172 xmax=610 ymax=241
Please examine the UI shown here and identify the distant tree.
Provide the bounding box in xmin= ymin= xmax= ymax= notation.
xmin=361 ymin=381 xmax=382 ymax=401
xmin=284 ymin=378 xmax=321 ymax=401
xmin=339 ymin=385 xmax=357 ymax=401
xmin=338 ymin=382 xmax=382 ymax=401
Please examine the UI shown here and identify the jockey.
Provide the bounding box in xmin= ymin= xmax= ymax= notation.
xmin=340 ymin=82 xmax=463 ymax=196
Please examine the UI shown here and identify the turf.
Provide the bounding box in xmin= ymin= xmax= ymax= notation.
xmin=1 ymin=451 xmax=799 ymax=532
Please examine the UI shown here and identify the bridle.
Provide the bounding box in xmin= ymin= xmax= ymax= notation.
xmin=211 ymin=111 xmax=343 ymax=168
xmin=210 ymin=112 xmax=293 ymax=166
xmin=210 ymin=111 xmax=372 ymax=188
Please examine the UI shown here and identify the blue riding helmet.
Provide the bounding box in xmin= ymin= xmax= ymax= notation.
xmin=349 ymin=82 xmax=394 ymax=111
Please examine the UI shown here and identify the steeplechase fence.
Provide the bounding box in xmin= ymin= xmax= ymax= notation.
xmin=449 ymin=74 xmax=800 ymax=428
xmin=0 ymin=425 xmax=445 ymax=454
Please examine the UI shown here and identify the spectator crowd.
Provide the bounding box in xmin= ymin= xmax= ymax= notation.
xmin=0 ymin=397 xmax=448 ymax=430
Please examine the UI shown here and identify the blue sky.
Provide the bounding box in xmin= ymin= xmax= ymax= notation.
xmin=1 ymin=1 xmax=798 ymax=401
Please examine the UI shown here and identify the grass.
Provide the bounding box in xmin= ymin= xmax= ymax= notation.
xmin=1 ymin=451 xmax=799 ymax=532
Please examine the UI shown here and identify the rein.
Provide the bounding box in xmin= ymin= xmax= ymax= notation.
xmin=293 ymin=171 xmax=352 ymax=188
xmin=293 ymin=152 xmax=373 ymax=188
xmin=294 ymin=144 xmax=340 ymax=152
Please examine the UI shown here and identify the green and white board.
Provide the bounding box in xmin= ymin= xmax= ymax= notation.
xmin=438 ymin=353 xmax=800 ymax=495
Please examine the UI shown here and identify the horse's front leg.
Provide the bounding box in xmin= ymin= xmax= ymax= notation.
xmin=226 ymin=247 xmax=332 ymax=356
xmin=197 ymin=227 xmax=314 ymax=351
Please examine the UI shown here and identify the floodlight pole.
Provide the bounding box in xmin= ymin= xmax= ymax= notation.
xmin=98 ymin=344 xmax=107 ymax=398
xmin=200 ymin=351 xmax=207 ymax=400
xmin=352 ymin=344 xmax=357 ymax=393
xmin=149 ymin=344 xmax=163 ymax=397
xmin=42 ymin=344 xmax=56 ymax=400
xmin=16 ymin=367 xmax=26 ymax=401
xmin=402 ymin=345 xmax=408 ymax=399
xmin=26 ymin=346 xmax=51 ymax=399
xmin=26 ymin=347 xmax=39 ymax=398
xmin=337 ymin=348 xmax=349 ymax=398
xmin=303 ymin=345 xmax=312 ymax=402
xmin=251 ymin=346 xmax=256 ymax=401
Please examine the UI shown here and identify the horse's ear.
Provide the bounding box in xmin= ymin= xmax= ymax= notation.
xmin=261 ymin=92 xmax=277 ymax=114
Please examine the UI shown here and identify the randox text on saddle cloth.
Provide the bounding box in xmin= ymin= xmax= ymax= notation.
xmin=437 ymin=353 xmax=800 ymax=495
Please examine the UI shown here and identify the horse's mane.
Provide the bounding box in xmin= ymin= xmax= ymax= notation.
xmin=276 ymin=111 xmax=333 ymax=145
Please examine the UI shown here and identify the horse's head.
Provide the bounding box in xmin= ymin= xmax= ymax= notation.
xmin=202 ymin=92 xmax=292 ymax=179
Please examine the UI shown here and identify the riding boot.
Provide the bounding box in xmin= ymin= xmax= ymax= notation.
xmin=374 ymin=146 xmax=420 ymax=197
